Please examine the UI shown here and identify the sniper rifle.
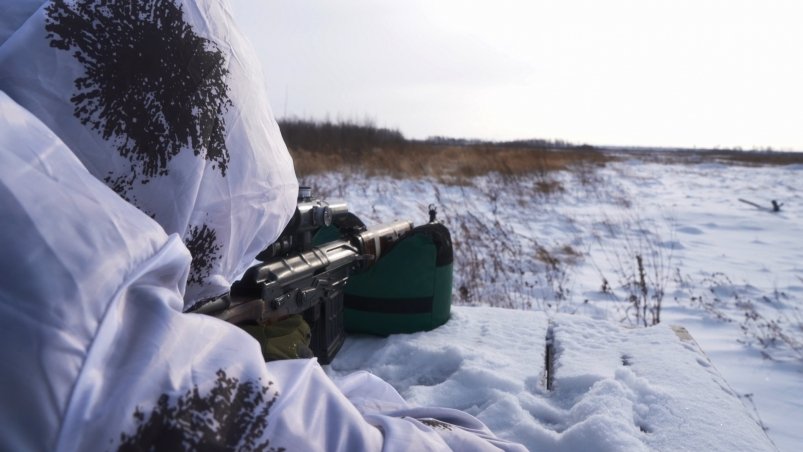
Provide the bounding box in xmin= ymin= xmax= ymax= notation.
xmin=189 ymin=186 xmax=413 ymax=363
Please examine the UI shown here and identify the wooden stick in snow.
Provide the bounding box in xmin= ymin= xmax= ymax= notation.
xmin=738 ymin=198 xmax=763 ymax=209
xmin=738 ymin=198 xmax=783 ymax=212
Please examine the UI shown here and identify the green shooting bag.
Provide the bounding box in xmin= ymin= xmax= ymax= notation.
xmin=343 ymin=223 xmax=453 ymax=335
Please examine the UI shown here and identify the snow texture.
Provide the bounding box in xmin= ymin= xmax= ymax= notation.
xmin=331 ymin=307 xmax=774 ymax=451
xmin=312 ymin=160 xmax=801 ymax=451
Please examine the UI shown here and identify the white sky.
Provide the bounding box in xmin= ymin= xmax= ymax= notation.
xmin=229 ymin=0 xmax=803 ymax=150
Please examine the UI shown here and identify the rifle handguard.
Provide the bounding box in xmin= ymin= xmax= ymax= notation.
xmin=191 ymin=220 xmax=413 ymax=325
xmin=353 ymin=220 xmax=413 ymax=263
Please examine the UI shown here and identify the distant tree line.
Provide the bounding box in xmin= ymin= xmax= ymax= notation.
xmin=277 ymin=117 xmax=406 ymax=154
xmin=277 ymin=117 xmax=598 ymax=155
xmin=277 ymin=118 xmax=801 ymax=161
xmin=424 ymin=136 xmax=593 ymax=150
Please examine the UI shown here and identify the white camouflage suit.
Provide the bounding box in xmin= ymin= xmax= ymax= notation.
xmin=0 ymin=1 xmax=526 ymax=450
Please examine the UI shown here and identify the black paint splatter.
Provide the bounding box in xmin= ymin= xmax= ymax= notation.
xmin=184 ymin=224 xmax=222 ymax=287
xmin=419 ymin=418 xmax=454 ymax=431
xmin=116 ymin=369 xmax=284 ymax=451
xmin=103 ymin=170 xmax=139 ymax=203
xmin=45 ymin=0 xmax=232 ymax=192
xmin=102 ymin=169 xmax=156 ymax=215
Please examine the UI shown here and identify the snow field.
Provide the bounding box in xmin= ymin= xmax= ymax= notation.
xmin=330 ymin=306 xmax=773 ymax=451
xmin=311 ymin=158 xmax=802 ymax=450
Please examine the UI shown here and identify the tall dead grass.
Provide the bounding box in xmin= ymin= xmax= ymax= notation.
xmin=282 ymin=118 xmax=803 ymax=182
xmin=291 ymin=144 xmax=613 ymax=187
xmin=618 ymin=148 xmax=803 ymax=167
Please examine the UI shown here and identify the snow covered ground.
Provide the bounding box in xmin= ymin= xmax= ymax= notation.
xmin=311 ymin=158 xmax=802 ymax=450
xmin=329 ymin=307 xmax=773 ymax=451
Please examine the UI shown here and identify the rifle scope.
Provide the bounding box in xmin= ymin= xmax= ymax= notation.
xmin=256 ymin=187 xmax=348 ymax=260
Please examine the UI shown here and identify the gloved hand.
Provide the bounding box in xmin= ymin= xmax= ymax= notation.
xmin=240 ymin=315 xmax=314 ymax=361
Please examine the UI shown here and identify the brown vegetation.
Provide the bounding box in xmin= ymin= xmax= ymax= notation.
xmin=619 ymin=148 xmax=803 ymax=167
xmin=291 ymin=144 xmax=612 ymax=183
xmin=280 ymin=119 xmax=613 ymax=186
xmin=280 ymin=118 xmax=803 ymax=185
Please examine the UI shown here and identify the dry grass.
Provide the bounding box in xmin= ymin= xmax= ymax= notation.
xmin=622 ymin=148 xmax=803 ymax=167
xmin=282 ymin=118 xmax=802 ymax=185
xmin=290 ymin=144 xmax=803 ymax=187
xmin=707 ymin=150 xmax=803 ymax=166
xmin=291 ymin=143 xmax=614 ymax=186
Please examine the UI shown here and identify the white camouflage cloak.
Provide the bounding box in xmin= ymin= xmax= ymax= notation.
xmin=0 ymin=0 xmax=298 ymax=306
xmin=0 ymin=1 xmax=527 ymax=451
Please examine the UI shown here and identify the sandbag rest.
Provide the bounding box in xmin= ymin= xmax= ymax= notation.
xmin=343 ymin=222 xmax=454 ymax=336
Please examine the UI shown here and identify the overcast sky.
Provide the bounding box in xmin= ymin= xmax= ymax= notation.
xmin=229 ymin=0 xmax=803 ymax=150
